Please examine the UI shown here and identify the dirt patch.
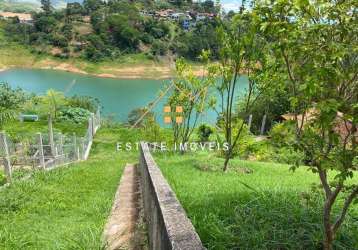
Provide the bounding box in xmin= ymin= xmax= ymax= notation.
xmin=102 ymin=163 xmax=147 ymax=250
xmin=53 ymin=63 xmax=88 ymax=75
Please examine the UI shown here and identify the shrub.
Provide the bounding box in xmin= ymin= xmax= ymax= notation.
xmin=269 ymin=121 xmax=296 ymax=147
xmin=0 ymin=172 xmax=6 ymax=186
xmin=67 ymin=95 xmax=99 ymax=113
xmin=127 ymin=107 xmax=154 ymax=128
xmin=273 ymin=147 xmax=304 ymax=165
xmin=59 ymin=107 xmax=91 ymax=124
xmin=198 ymin=124 xmax=213 ymax=142
xmin=151 ymin=40 xmax=168 ymax=56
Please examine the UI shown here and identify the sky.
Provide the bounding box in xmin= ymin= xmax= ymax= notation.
xmin=220 ymin=0 xmax=242 ymax=12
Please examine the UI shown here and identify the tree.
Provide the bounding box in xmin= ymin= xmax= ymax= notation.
xmin=41 ymin=90 xmax=67 ymax=119
xmin=168 ymin=56 xmax=216 ymax=148
xmin=41 ymin=0 xmax=52 ymax=14
xmin=174 ymin=20 xmax=219 ymax=60
xmin=128 ymin=107 xmax=154 ymax=128
xmin=103 ymin=13 xmax=141 ymax=51
xmin=254 ymin=1 xmax=357 ymax=249
xmin=34 ymin=15 xmax=57 ymax=33
xmin=83 ymin=0 xmax=103 ymax=14
xmin=0 ymin=83 xmax=27 ymax=129
xmin=212 ymin=11 xmax=266 ymax=172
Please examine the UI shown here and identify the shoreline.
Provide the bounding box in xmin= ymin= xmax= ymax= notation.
xmin=0 ymin=61 xmax=207 ymax=80
xmin=0 ymin=65 xmax=174 ymax=80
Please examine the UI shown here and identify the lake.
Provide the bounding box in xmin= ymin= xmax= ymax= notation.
xmin=0 ymin=68 xmax=248 ymax=125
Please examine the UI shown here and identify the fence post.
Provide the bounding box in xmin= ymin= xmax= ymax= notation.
xmin=91 ymin=113 xmax=95 ymax=136
xmin=59 ymin=133 xmax=64 ymax=157
xmin=260 ymin=114 xmax=267 ymax=135
xmin=37 ymin=132 xmax=45 ymax=170
xmin=81 ymin=138 xmax=85 ymax=160
xmin=88 ymin=117 xmax=93 ymax=141
xmin=0 ymin=132 xmax=12 ymax=183
xmin=48 ymin=113 xmax=55 ymax=157
xmin=248 ymin=114 xmax=253 ymax=131
xmin=96 ymin=107 xmax=101 ymax=127
xmin=73 ymin=133 xmax=78 ymax=161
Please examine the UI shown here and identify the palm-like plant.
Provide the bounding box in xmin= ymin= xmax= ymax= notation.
xmin=0 ymin=108 xmax=16 ymax=130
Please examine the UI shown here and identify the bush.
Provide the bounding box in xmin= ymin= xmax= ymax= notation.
xmin=59 ymin=107 xmax=91 ymax=124
xmin=0 ymin=83 xmax=28 ymax=110
xmin=151 ymin=40 xmax=168 ymax=56
xmin=0 ymin=172 xmax=6 ymax=186
xmin=273 ymin=147 xmax=304 ymax=165
xmin=198 ymin=124 xmax=213 ymax=142
xmin=269 ymin=121 xmax=296 ymax=147
xmin=127 ymin=107 xmax=154 ymax=128
xmin=51 ymin=34 xmax=68 ymax=48
xmin=67 ymin=95 xmax=99 ymax=113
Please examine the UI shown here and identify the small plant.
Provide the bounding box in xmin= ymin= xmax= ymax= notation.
xmin=0 ymin=172 xmax=6 ymax=185
xmin=198 ymin=124 xmax=213 ymax=143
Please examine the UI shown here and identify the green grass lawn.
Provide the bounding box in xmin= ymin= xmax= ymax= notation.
xmin=154 ymin=151 xmax=358 ymax=250
xmin=3 ymin=120 xmax=88 ymax=141
xmin=0 ymin=127 xmax=138 ymax=249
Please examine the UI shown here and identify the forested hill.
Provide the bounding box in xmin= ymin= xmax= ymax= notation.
xmin=0 ymin=0 xmax=83 ymax=11
xmin=1 ymin=0 xmax=224 ymax=63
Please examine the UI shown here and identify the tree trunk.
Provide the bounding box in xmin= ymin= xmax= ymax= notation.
xmin=223 ymin=155 xmax=230 ymax=172
xmin=323 ymin=199 xmax=334 ymax=250
xmin=323 ymin=230 xmax=333 ymax=250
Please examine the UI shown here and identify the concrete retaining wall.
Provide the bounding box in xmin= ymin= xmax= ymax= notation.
xmin=139 ymin=142 xmax=205 ymax=250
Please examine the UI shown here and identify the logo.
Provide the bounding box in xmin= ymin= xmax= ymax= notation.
xmin=164 ymin=106 xmax=183 ymax=124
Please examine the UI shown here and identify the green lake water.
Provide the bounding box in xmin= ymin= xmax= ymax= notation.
xmin=0 ymin=68 xmax=248 ymax=125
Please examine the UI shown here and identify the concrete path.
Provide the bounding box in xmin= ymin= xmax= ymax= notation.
xmin=102 ymin=164 xmax=146 ymax=250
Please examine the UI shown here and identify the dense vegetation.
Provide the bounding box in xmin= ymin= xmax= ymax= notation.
xmin=0 ymin=82 xmax=99 ymax=129
xmin=3 ymin=0 xmax=220 ymax=61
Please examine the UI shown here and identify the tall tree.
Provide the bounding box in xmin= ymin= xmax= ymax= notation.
xmin=213 ymin=11 xmax=266 ymax=171
xmin=254 ymin=0 xmax=357 ymax=249
xmin=41 ymin=0 xmax=52 ymax=14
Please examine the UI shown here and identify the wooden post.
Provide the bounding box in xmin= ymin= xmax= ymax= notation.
xmin=260 ymin=114 xmax=267 ymax=135
xmin=248 ymin=114 xmax=253 ymax=130
xmin=37 ymin=132 xmax=45 ymax=170
xmin=48 ymin=114 xmax=55 ymax=157
xmin=0 ymin=132 xmax=12 ymax=183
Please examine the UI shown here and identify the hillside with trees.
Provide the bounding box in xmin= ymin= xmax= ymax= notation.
xmin=1 ymin=0 xmax=221 ymax=62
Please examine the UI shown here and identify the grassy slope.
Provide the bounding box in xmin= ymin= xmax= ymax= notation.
xmin=3 ymin=120 xmax=88 ymax=140
xmin=154 ymin=152 xmax=358 ymax=250
xmin=0 ymin=127 xmax=138 ymax=249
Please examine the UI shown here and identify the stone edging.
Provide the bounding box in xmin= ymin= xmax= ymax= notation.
xmin=139 ymin=142 xmax=205 ymax=250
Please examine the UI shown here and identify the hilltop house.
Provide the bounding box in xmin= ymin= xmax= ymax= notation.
xmin=0 ymin=12 xmax=33 ymax=24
